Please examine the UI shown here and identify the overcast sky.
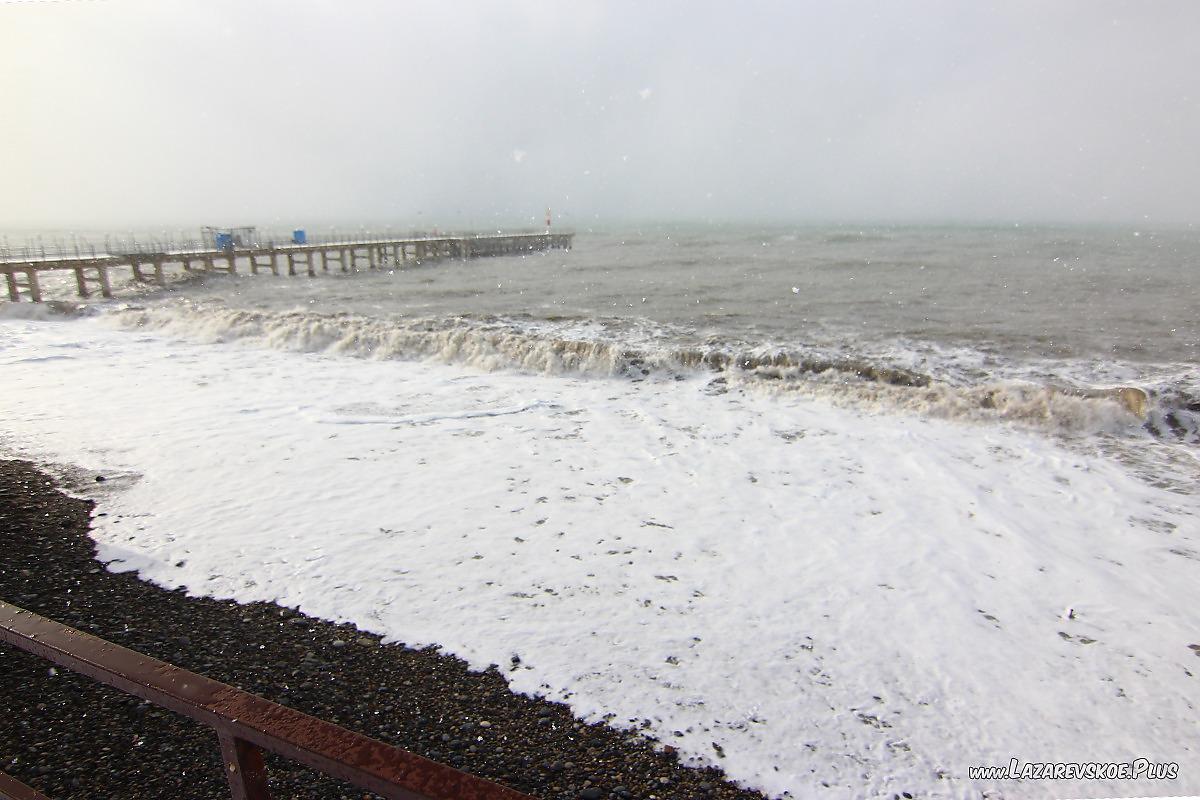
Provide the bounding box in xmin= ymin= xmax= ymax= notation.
xmin=2 ymin=0 xmax=1198 ymax=229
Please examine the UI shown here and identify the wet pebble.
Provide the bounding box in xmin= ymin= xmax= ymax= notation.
xmin=0 ymin=460 xmax=767 ymax=800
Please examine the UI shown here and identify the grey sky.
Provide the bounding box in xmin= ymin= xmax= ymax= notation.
xmin=2 ymin=0 xmax=1198 ymax=229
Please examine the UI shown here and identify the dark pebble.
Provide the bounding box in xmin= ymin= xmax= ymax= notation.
xmin=0 ymin=460 xmax=767 ymax=800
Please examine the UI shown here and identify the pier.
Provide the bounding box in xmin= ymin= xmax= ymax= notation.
xmin=0 ymin=231 xmax=574 ymax=302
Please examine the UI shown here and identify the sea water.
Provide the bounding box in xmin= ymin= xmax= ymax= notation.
xmin=1 ymin=224 xmax=1198 ymax=798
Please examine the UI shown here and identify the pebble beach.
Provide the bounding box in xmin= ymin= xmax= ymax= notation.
xmin=0 ymin=459 xmax=768 ymax=800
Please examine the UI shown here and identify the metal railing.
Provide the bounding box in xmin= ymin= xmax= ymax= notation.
xmin=0 ymin=600 xmax=532 ymax=800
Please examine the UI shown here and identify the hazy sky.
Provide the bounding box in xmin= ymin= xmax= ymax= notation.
xmin=2 ymin=0 xmax=1198 ymax=229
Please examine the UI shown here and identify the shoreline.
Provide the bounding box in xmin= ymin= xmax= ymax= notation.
xmin=0 ymin=459 xmax=767 ymax=800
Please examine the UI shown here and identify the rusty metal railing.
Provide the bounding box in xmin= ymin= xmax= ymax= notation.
xmin=0 ymin=773 xmax=49 ymax=800
xmin=0 ymin=600 xmax=533 ymax=800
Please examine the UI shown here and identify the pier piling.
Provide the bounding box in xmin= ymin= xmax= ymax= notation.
xmin=1 ymin=232 xmax=573 ymax=302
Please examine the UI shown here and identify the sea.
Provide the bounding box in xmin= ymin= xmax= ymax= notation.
xmin=2 ymin=223 xmax=1199 ymax=799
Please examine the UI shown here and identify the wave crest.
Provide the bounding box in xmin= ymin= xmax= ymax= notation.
xmin=107 ymin=304 xmax=1197 ymax=443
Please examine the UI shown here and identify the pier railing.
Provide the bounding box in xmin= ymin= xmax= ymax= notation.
xmin=0 ymin=230 xmax=565 ymax=262
xmin=0 ymin=231 xmax=574 ymax=302
xmin=0 ymin=600 xmax=533 ymax=800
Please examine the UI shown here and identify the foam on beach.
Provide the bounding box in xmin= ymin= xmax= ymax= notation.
xmin=105 ymin=303 xmax=1199 ymax=443
xmin=2 ymin=314 xmax=1198 ymax=799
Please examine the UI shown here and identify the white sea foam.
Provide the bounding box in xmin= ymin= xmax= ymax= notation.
xmin=103 ymin=303 xmax=1199 ymax=443
xmin=2 ymin=314 xmax=1198 ymax=799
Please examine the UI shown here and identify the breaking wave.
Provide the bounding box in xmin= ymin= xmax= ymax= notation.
xmin=107 ymin=303 xmax=1199 ymax=443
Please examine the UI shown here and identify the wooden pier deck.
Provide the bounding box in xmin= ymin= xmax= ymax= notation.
xmin=0 ymin=232 xmax=574 ymax=302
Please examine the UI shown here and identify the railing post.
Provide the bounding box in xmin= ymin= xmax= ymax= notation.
xmin=218 ymin=731 xmax=271 ymax=800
